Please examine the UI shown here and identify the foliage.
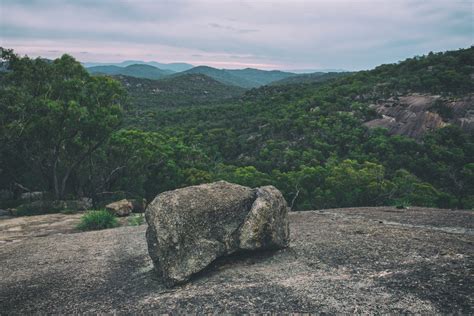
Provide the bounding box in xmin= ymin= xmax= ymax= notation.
xmin=128 ymin=213 xmax=145 ymax=226
xmin=0 ymin=48 xmax=124 ymax=199
xmin=270 ymin=72 xmax=350 ymax=86
xmin=182 ymin=66 xmax=296 ymax=88
xmin=81 ymin=129 xmax=210 ymax=201
xmin=1 ymin=47 xmax=473 ymax=211
xmin=14 ymin=201 xmax=59 ymax=216
xmin=14 ymin=199 xmax=88 ymax=216
xmin=77 ymin=210 xmax=119 ymax=231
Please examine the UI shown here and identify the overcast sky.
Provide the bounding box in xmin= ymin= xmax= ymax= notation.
xmin=0 ymin=0 xmax=472 ymax=70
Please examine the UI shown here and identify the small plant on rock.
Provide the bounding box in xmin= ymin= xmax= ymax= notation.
xmin=77 ymin=210 xmax=119 ymax=231
xmin=394 ymin=199 xmax=410 ymax=209
xmin=128 ymin=213 xmax=145 ymax=226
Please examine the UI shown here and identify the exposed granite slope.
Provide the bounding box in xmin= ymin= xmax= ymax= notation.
xmin=0 ymin=207 xmax=472 ymax=313
xmin=364 ymin=94 xmax=473 ymax=139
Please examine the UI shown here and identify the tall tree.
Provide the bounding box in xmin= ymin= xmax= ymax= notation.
xmin=0 ymin=48 xmax=124 ymax=199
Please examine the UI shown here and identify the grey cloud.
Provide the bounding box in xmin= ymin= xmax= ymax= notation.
xmin=238 ymin=29 xmax=259 ymax=34
xmin=1 ymin=0 xmax=471 ymax=70
xmin=209 ymin=23 xmax=259 ymax=34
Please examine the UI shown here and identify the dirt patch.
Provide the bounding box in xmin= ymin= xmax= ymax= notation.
xmin=0 ymin=207 xmax=472 ymax=313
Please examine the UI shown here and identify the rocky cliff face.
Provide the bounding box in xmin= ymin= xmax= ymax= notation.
xmin=364 ymin=94 xmax=473 ymax=139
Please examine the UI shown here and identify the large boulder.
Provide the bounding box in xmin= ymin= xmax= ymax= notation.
xmin=145 ymin=181 xmax=289 ymax=287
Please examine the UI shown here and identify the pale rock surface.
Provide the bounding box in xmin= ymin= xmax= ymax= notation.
xmin=106 ymin=199 xmax=133 ymax=217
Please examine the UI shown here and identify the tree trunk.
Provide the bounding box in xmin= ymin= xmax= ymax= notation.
xmin=53 ymin=159 xmax=60 ymax=200
xmin=59 ymin=171 xmax=70 ymax=200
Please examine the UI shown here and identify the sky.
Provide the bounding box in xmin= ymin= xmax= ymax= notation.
xmin=0 ymin=0 xmax=472 ymax=71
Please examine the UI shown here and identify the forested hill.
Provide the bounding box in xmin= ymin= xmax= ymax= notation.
xmin=124 ymin=47 xmax=473 ymax=210
xmin=118 ymin=73 xmax=245 ymax=110
xmin=1 ymin=47 xmax=473 ymax=214
xmin=270 ymin=71 xmax=350 ymax=86
xmin=180 ymin=66 xmax=296 ymax=88
xmin=180 ymin=66 xmax=258 ymax=88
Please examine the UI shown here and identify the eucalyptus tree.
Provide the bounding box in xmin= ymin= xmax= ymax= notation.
xmin=0 ymin=48 xmax=124 ymax=199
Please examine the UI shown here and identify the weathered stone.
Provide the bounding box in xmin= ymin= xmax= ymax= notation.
xmin=60 ymin=199 xmax=92 ymax=211
xmin=20 ymin=191 xmax=47 ymax=202
xmin=364 ymin=93 xmax=474 ymax=139
xmin=239 ymin=186 xmax=289 ymax=250
xmin=105 ymin=199 xmax=133 ymax=217
xmin=145 ymin=181 xmax=290 ymax=287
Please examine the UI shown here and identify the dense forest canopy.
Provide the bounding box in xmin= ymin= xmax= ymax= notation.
xmin=1 ymin=46 xmax=473 ymax=211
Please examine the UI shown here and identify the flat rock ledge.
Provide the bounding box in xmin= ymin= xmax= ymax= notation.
xmin=0 ymin=207 xmax=472 ymax=313
xmin=145 ymin=181 xmax=290 ymax=286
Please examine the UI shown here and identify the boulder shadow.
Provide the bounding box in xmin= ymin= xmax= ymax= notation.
xmin=185 ymin=247 xmax=291 ymax=285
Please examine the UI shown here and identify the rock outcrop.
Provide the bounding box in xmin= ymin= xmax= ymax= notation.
xmin=106 ymin=199 xmax=133 ymax=217
xmin=145 ymin=181 xmax=290 ymax=286
xmin=105 ymin=199 xmax=146 ymax=217
xmin=20 ymin=191 xmax=47 ymax=202
xmin=364 ymin=93 xmax=473 ymax=139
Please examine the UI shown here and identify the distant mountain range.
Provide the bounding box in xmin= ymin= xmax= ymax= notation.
xmin=179 ymin=66 xmax=297 ymax=88
xmin=83 ymin=60 xmax=194 ymax=72
xmin=86 ymin=62 xmax=345 ymax=88
xmin=88 ymin=64 xmax=175 ymax=80
xmin=270 ymin=72 xmax=351 ymax=85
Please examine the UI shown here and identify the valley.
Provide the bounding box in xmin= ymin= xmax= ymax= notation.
xmin=119 ymin=47 xmax=474 ymax=211
xmin=1 ymin=47 xmax=473 ymax=213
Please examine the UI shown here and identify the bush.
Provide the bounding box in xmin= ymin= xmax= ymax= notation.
xmin=461 ymin=195 xmax=474 ymax=210
xmin=393 ymin=199 xmax=410 ymax=209
xmin=14 ymin=201 xmax=57 ymax=216
xmin=77 ymin=210 xmax=119 ymax=231
xmin=14 ymin=199 xmax=92 ymax=216
xmin=128 ymin=213 xmax=145 ymax=226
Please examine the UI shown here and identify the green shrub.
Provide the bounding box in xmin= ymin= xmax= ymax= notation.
xmin=128 ymin=213 xmax=145 ymax=226
xmin=14 ymin=200 xmax=92 ymax=216
xmin=393 ymin=199 xmax=410 ymax=209
xmin=461 ymin=195 xmax=474 ymax=210
xmin=77 ymin=210 xmax=119 ymax=231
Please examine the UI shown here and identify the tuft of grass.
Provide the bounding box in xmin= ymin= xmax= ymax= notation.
xmin=128 ymin=213 xmax=145 ymax=226
xmin=394 ymin=199 xmax=410 ymax=209
xmin=77 ymin=210 xmax=119 ymax=231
